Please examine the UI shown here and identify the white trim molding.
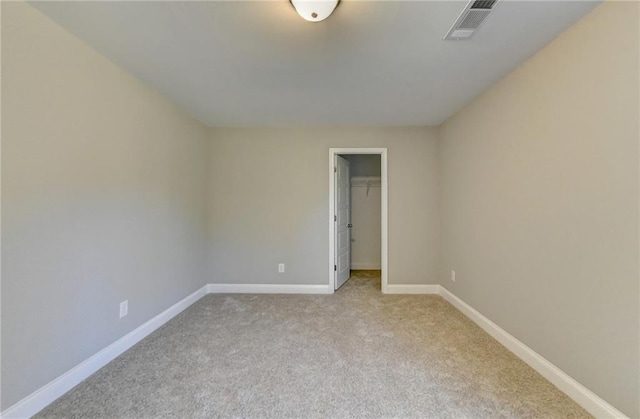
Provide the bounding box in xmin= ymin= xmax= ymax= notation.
xmin=329 ymin=148 xmax=389 ymax=294
xmin=3 ymin=282 xmax=331 ymax=418
xmin=4 ymin=282 xmax=625 ymax=419
xmin=385 ymin=284 xmax=440 ymax=294
xmin=438 ymin=286 xmax=628 ymax=419
xmin=207 ymin=283 xmax=332 ymax=294
xmin=350 ymin=263 xmax=382 ymax=270
xmin=2 ymin=285 xmax=209 ymax=419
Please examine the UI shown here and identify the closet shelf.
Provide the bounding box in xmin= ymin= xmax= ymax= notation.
xmin=350 ymin=176 xmax=381 ymax=187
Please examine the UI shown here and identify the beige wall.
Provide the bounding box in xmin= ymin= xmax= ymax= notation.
xmin=3 ymin=0 xmax=637 ymax=416
xmin=438 ymin=2 xmax=639 ymax=416
xmin=347 ymin=155 xmax=383 ymax=269
xmin=350 ymin=182 xmax=382 ymax=270
xmin=344 ymin=154 xmax=381 ymax=177
xmin=207 ymin=127 xmax=439 ymax=287
xmin=1 ymin=2 xmax=209 ymax=409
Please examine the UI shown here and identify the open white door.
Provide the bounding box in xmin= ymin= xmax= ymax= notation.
xmin=335 ymin=155 xmax=351 ymax=290
xmin=329 ymin=148 xmax=387 ymax=293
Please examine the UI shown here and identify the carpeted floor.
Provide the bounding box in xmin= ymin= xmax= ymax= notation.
xmin=37 ymin=271 xmax=590 ymax=418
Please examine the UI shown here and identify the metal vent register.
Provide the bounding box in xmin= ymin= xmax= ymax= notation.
xmin=444 ymin=0 xmax=499 ymax=40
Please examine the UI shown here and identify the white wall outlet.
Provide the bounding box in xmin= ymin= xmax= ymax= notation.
xmin=119 ymin=300 xmax=128 ymax=318
xmin=451 ymin=270 xmax=456 ymax=282
xmin=278 ymin=263 xmax=285 ymax=273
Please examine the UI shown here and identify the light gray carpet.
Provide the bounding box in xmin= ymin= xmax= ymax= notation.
xmin=37 ymin=271 xmax=590 ymax=418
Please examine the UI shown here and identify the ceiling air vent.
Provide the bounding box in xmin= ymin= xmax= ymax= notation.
xmin=444 ymin=0 xmax=498 ymax=41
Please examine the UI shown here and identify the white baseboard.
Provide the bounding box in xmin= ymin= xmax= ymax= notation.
xmin=4 ymin=282 xmax=624 ymax=419
xmin=350 ymin=263 xmax=382 ymax=270
xmin=208 ymin=283 xmax=332 ymax=294
xmin=384 ymin=284 xmax=440 ymax=294
xmin=1 ymin=285 xmax=209 ymax=419
xmin=438 ymin=286 xmax=627 ymax=419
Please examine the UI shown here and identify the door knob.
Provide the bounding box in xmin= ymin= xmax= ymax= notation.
xmin=347 ymin=223 xmax=353 ymax=228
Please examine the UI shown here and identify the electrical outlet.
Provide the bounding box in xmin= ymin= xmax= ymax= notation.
xmin=119 ymin=300 xmax=128 ymax=318
xmin=451 ymin=270 xmax=456 ymax=282
xmin=278 ymin=263 xmax=285 ymax=273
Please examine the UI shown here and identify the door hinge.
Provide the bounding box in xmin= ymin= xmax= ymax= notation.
xmin=334 ymin=265 xmax=337 ymax=271
xmin=334 ymin=166 xmax=337 ymax=173
xmin=334 ymin=215 xmax=337 ymax=222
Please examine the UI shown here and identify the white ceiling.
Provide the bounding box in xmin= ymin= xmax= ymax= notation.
xmin=31 ymin=0 xmax=600 ymax=127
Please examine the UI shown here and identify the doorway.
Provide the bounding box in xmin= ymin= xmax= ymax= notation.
xmin=329 ymin=148 xmax=388 ymax=293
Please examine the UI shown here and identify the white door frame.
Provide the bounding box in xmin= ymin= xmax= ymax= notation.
xmin=329 ymin=148 xmax=388 ymax=293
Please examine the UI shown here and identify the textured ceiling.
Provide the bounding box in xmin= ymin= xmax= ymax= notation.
xmin=32 ymin=0 xmax=600 ymax=127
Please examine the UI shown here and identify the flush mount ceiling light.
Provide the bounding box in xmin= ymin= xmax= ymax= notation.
xmin=290 ymin=0 xmax=340 ymax=22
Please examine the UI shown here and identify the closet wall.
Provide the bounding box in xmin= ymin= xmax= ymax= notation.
xmin=344 ymin=155 xmax=381 ymax=270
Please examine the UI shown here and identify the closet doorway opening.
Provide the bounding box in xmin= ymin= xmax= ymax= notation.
xmin=329 ymin=148 xmax=388 ymax=293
